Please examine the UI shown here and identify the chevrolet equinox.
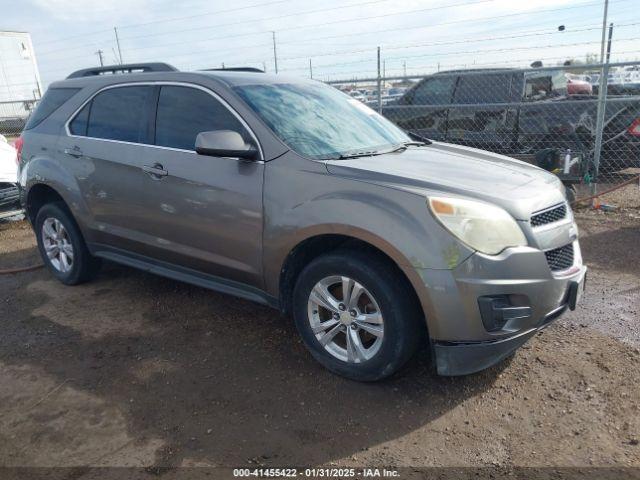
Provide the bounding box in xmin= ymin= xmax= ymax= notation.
xmin=17 ymin=63 xmax=587 ymax=381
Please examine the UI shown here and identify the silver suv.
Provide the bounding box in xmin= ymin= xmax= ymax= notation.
xmin=18 ymin=63 xmax=586 ymax=381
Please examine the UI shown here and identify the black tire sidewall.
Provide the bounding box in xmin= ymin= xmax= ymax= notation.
xmin=35 ymin=203 xmax=89 ymax=285
xmin=293 ymin=251 xmax=421 ymax=381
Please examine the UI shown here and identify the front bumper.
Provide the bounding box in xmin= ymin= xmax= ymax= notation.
xmin=414 ymin=239 xmax=586 ymax=376
xmin=433 ymin=302 xmax=569 ymax=376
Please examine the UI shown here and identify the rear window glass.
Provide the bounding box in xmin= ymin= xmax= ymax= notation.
xmin=24 ymin=88 xmax=80 ymax=130
xmin=453 ymin=73 xmax=513 ymax=104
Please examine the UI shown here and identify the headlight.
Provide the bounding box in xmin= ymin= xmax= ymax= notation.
xmin=428 ymin=196 xmax=527 ymax=255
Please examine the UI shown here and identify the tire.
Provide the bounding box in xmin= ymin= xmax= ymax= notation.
xmin=35 ymin=202 xmax=101 ymax=285
xmin=292 ymin=249 xmax=424 ymax=381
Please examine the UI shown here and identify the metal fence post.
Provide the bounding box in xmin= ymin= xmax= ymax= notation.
xmin=592 ymin=62 xmax=610 ymax=193
xmin=376 ymin=47 xmax=382 ymax=114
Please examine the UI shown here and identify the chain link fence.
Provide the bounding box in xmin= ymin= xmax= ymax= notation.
xmin=328 ymin=61 xmax=640 ymax=196
xmin=0 ymin=99 xmax=38 ymax=138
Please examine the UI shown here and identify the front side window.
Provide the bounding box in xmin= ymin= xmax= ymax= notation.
xmin=411 ymin=77 xmax=456 ymax=105
xmin=453 ymin=73 xmax=513 ymax=104
xmin=234 ymin=82 xmax=409 ymax=159
xmin=85 ymin=86 xmax=154 ymax=143
xmin=155 ymin=86 xmax=248 ymax=151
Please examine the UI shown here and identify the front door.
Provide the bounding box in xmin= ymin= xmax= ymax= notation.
xmin=134 ymin=84 xmax=264 ymax=288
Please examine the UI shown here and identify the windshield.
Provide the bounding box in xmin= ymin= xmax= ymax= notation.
xmin=234 ymin=82 xmax=410 ymax=159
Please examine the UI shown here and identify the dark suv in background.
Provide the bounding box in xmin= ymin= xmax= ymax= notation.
xmin=383 ymin=68 xmax=640 ymax=178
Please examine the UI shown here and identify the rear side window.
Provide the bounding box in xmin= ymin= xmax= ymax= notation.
xmin=524 ymin=70 xmax=568 ymax=101
xmin=85 ymin=86 xmax=154 ymax=143
xmin=25 ymin=88 xmax=80 ymax=130
xmin=453 ymin=73 xmax=513 ymax=104
xmin=411 ymin=77 xmax=456 ymax=105
xmin=154 ymin=86 xmax=247 ymax=151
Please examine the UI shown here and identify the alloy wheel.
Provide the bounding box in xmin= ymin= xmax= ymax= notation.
xmin=307 ymin=275 xmax=384 ymax=363
xmin=41 ymin=217 xmax=74 ymax=273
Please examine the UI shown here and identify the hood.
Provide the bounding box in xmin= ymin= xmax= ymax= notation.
xmin=324 ymin=141 xmax=566 ymax=220
xmin=0 ymin=140 xmax=18 ymax=184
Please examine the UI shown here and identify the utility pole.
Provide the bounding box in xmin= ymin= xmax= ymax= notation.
xmin=599 ymin=0 xmax=610 ymax=63
xmin=592 ymin=0 xmax=610 ymax=196
xmin=272 ymin=31 xmax=278 ymax=74
xmin=606 ymin=22 xmax=614 ymax=62
xmin=95 ymin=49 xmax=104 ymax=66
xmin=309 ymin=58 xmax=313 ymax=79
xmin=262 ymin=61 xmax=267 ymax=72
xmin=114 ymin=27 xmax=123 ymax=64
xmin=383 ymin=59 xmax=386 ymax=80
xmin=403 ymin=61 xmax=407 ymax=77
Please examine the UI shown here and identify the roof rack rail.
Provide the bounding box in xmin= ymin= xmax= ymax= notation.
xmin=67 ymin=62 xmax=178 ymax=79
xmin=202 ymin=67 xmax=264 ymax=73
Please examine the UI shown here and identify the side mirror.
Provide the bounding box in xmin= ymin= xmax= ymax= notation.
xmin=195 ymin=130 xmax=258 ymax=160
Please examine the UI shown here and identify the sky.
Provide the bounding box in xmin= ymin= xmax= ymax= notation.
xmin=2 ymin=0 xmax=640 ymax=88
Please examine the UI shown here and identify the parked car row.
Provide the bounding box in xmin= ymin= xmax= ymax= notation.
xmin=344 ymin=86 xmax=408 ymax=107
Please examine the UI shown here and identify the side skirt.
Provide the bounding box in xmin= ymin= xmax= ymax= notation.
xmin=90 ymin=244 xmax=279 ymax=309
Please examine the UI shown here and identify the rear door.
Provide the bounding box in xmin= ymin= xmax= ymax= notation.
xmin=446 ymin=72 xmax=519 ymax=153
xmin=60 ymin=84 xmax=157 ymax=251
xmin=385 ymin=75 xmax=456 ymax=141
xmin=133 ymin=84 xmax=265 ymax=288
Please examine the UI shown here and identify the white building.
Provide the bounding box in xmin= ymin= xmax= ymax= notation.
xmin=0 ymin=31 xmax=43 ymax=121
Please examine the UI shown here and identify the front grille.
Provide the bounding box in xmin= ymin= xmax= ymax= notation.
xmin=531 ymin=203 xmax=567 ymax=227
xmin=0 ymin=183 xmax=19 ymax=209
xmin=545 ymin=243 xmax=574 ymax=272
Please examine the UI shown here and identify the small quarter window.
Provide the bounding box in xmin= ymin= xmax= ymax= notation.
xmin=69 ymin=103 xmax=90 ymax=136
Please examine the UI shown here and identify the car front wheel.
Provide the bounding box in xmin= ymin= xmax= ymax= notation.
xmin=292 ymin=249 xmax=424 ymax=381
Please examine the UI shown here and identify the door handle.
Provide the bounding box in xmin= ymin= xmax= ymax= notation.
xmin=142 ymin=163 xmax=168 ymax=178
xmin=64 ymin=147 xmax=83 ymax=158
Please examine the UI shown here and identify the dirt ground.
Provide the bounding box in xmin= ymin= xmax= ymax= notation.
xmin=0 ymin=194 xmax=639 ymax=473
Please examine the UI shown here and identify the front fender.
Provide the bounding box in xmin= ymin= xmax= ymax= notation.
xmin=262 ymin=152 xmax=474 ymax=305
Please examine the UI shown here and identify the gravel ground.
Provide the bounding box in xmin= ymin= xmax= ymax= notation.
xmin=0 ymin=209 xmax=639 ymax=473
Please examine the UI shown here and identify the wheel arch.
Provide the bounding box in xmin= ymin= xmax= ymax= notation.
xmin=275 ymin=228 xmax=431 ymax=339
xmin=25 ymin=183 xmax=69 ymax=225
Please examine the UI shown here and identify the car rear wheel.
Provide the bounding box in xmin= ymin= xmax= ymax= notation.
xmin=292 ymin=249 xmax=424 ymax=381
xmin=35 ymin=202 xmax=101 ymax=285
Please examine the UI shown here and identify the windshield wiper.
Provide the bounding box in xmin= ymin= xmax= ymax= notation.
xmin=407 ymin=131 xmax=433 ymax=144
xmin=387 ymin=141 xmax=429 ymax=154
xmin=337 ymin=150 xmax=381 ymax=159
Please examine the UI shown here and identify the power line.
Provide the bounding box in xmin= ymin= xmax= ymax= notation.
xmin=34 ymin=0 xmax=633 ymax=63
xmin=31 ymin=15 xmax=640 ymax=78
xmin=278 ymin=36 xmax=640 ymax=73
xmin=117 ymin=0 xmax=497 ymax=43
xmin=319 ymin=49 xmax=640 ymax=80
